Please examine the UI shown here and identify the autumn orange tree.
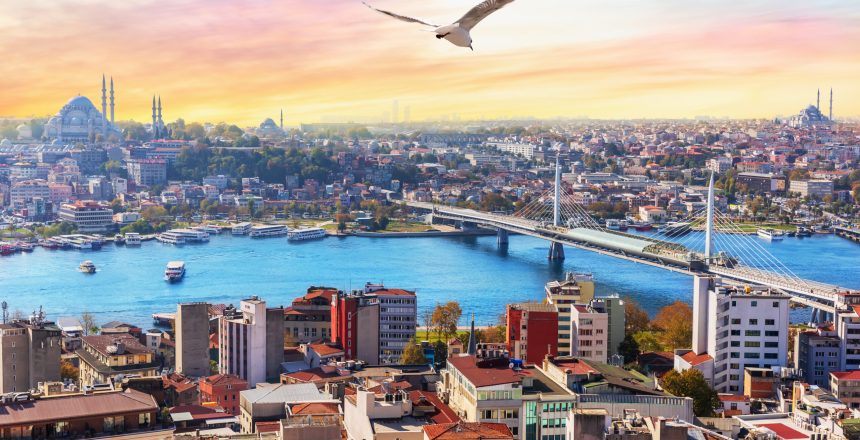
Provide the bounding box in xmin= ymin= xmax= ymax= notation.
xmin=623 ymin=297 xmax=651 ymax=336
xmin=651 ymin=301 xmax=693 ymax=350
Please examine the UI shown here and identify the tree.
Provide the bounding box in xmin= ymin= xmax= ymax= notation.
xmin=399 ymin=338 xmax=428 ymax=364
xmin=81 ymin=311 xmax=99 ymax=336
xmin=624 ymin=297 xmax=651 ymax=336
xmin=633 ymin=331 xmax=663 ymax=352
xmin=618 ymin=335 xmax=640 ymax=364
xmin=60 ymin=359 xmax=79 ymax=380
xmin=652 ymin=301 xmax=693 ymax=350
xmin=431 ymin=302 xmax=462 ymax=342
xmin=660 ymin=369 xmax=720 ymax=417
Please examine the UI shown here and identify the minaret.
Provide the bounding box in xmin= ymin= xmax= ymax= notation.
xmin=157 ymin=95 xmax=163 ymax=124
xmin=280 ymin=109 xmax=284 ymax=130
xmin=467 ymin=313 xmax=477 ymax=355
xmin=109 ymin=77 xmax=115 ymax=126
xmin=829 ymin=88 xmax=833 ymax=121
xmin=817 ymin=88 xmax=820 ymax=111
xmin=101 ymin=75 xmax=107 ymax=136
xmin=152 ymin=95 xmax=157 ymax=139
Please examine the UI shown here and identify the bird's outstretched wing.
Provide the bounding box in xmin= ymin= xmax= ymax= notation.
xmin=362 ymin=2 xmax=439 ymax=28
xmin=456 ymin=0 xmax=516 ymax=31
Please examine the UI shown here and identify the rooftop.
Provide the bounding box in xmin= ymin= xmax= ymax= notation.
xmin=241 ymin=383 xmax=331 ymax=405
xmin=424 ymin=422 xmax=514 ymax=440
xmin=447 ymin=356 xmax=522 ymax=388
xmin=0 ymin=390 xmax=157 ymax=427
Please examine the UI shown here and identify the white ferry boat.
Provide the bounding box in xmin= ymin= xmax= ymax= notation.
xmin=757 ymin=228 xmax=784 ymax=241
xmin=79 ymin=260 xmax=97 ymax=274
xmin=164 ymin=261 xmax=186 ymax=282
xmin=156 ymin=231 xmax=186 ymax=245
xmin=170 ymin=228 xmax=210 ymax=243
xmin=249 ymin=224 xmax=288 ymax=238
xmin=287 ymin=227 xmax=326 ymax=241
xmin=231 ymin=222 xmax=252 ymax=235
xmin=124 ymin=233 xmax=142 ymax=246
xmin=194 ymin=224 xmax=222 ymax=234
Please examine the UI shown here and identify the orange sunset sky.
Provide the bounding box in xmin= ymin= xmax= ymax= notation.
xmin=1 ymin=0 xmax=859 ymax=125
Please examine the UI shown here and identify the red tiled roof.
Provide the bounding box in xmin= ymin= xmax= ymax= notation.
xmin=309 ymin=343 xmax=344 ymax=357
xmin=82 ymin=334 xmax=152 ymax=356
xmin=0 ymin=390 xmax=157 ymax=427
xmin=256 ymin=421 xmax=281 ymax=433
xmin=718 ymin=394 xmax=750 ymax=402
xmin=202 ymin=374 xmax=248 ymax=388
xmin=169 ymin=404 xmax=228 ymax=421
xmin=681 ymin=351 xmax=713 ymax=367
xmin=282 ymin=368 xmax=341 ymax=383
xmin=831 ymin=371 xmax=860 ymax=380
xmin=368 ymin=380 xmax=413 ymax=394
xmin=553 ymin=359 xmax=596 ymax=376
xmin=423 ymin=422 xmax=513 ymax=440
xmin=758 ymin=423 xmax=808 ymax=440
xmin=447 ymin=356 xmax=522 ymax=388
xmin=372 ymin=288 xmax=416 ymax=296
xmin=290 ymin=402 xmax=340 ymax=415
xmin=408 ymin=391 xmax=459 ymax=424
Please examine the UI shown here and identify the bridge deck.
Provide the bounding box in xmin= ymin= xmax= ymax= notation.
xmin=411 ymin=201 xmax=849 ymax=312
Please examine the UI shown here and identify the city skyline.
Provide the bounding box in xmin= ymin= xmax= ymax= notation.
xmin=1 ymin=0 xmax=860 ymax=125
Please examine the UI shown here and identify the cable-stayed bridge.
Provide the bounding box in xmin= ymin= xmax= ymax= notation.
xmin=407 ymin=162 xmax=855 ymax=316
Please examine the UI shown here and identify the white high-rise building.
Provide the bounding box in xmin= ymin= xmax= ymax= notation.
xmin=219 ymin=297 xmax=284 ymax=387
xmin=676 ymin=275 xmax=790 ymax=394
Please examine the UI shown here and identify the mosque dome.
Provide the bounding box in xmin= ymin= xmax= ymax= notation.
xmin=66 ymin=95 xmax=96 ymax=108
xmin=16 ymin=124 xmax=32 ymax=140
xmin=260 ymin=118 xmax=278 ymax=129
xmin=0 ymin=139 xmax=11 ymax=147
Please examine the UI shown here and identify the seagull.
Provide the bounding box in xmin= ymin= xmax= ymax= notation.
xmin=362 ymin=0 xmax=516 ymax=50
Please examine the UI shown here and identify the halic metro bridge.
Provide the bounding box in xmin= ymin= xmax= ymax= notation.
xmin=407 ymin=158 xmax=856 ymax=319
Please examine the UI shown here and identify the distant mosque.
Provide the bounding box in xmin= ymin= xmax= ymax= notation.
xmin=788 ymin=88 xmax=834 ymax=129
xmin=44 ymin=75 xmax=120 ymax=144
xmin=151 ymin=95 xmax=168 ymax=139
xmin=253 ymin=109 xmax=285 ymax=138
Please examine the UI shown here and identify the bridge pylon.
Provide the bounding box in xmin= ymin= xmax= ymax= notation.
xmin=548 ymin=242 xmax=565 ymax=260
xmin=497 ymin=228 xmax=509 ymax=246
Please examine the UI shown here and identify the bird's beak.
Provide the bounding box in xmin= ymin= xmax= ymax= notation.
xmin=469 ymin=45 xmax=473 ymax=51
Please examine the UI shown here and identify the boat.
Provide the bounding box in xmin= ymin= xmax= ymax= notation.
xmin=231 ymin=222 xmax=252 ymax=235
xmin=0 ymin=245 xmax=15 ymax=256
xmin=662 ymin=222 xmax=691 ymax=236
xmin=796 ymin=226 xmax=812 ymax=237
xmin=618 ymin=220 xmax=629 ymax=231
xmin=165 ymin=228 xmax=210 ymax=243
xmin=632 ymin=222 xmax=653 ymax=232
xmin=79 ymin=260 xmax=97 ymax=274
xmin=156 ymin=231 xmax=186 ymax=245
xmin=194 ymin=225 xmax=222 ymax=234
xmin=287 ymin=227 xmax=327 ymax=241
xmin=757 ymin=228 xmax=784 ymax=241
xmin=164 ymin=261 xmax=186 ymax=282
xmin=114 ymin=234 xmax=126 ymax=245
xmin=124 ymin=233 xmax=142 ymax=246
xmin=249 ymin=225 xmax=288 ymax=238
xmin=17 ymin=242 xmax=34 ymax=252
xmin=606 ymin=219 xmax=622 ymax=230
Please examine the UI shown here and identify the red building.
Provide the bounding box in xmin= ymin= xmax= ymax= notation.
xmin=506 ymin=303 xmax=558 ymax=365
xmin=198 ymin=374 xmax=248 ymax=416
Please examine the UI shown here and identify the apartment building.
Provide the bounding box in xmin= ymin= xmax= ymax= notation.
xmin=832 ymin=294 xmax=860 ymax=371
xmin=199 ymin=373 xmax=249 ymax=416
xmin=57 ymin=200 xmax=113 ymax=232
xmin=794 ymin=324 xmax=841 ymax=388
xmin=676 ymin=275 xmax=790 ymax=394
xmin=789 ymin=179 xmax=834 ymax=199
xmin=544 ymin=273 xmax=595 ymax=356
xmin=175 ymin=302 xmax=211 ymax=377
xmin=126 ymin=159 xmax=167 ymax=187
xmin=284 ymin=288 xmax=335 ymax=345
xmin=506 ymin=303 xmax=558 ymax=365
xmin=830 ymin=371 xmax=860 ymax=409
xmin=77 ymin=334 xmax=159 ymax=386
xmin=570 ymin=304 xmax=609 ymax=364
xmin=441 ymin=355 xmax=524 ymax=437
xmin=218 ymin=297 xmax=284 ymax=387
xmin=0 ymin=316 xmax=62 ymax=393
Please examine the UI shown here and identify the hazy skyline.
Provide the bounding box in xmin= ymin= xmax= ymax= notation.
xmin=2 ymin=0 xmax=859 ymax=125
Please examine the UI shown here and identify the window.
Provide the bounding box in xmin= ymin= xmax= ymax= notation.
xmin=731 ymin=341 xmax=740 ymax=347
xmin=744 ymin=341 xmax=760 ymax=348
xmin=764 ymin=353 xmax=778 ymax=359
xmin=731 ymin=319 xmax=741 ymax=325
xmin=772 ymin=301 xmax=779 ymax=307
xmin=749 ymin=319 xmax=758 ymax=325
xmin=731 ymin=330 xmax=741 ymax=336
xmin=744 ymin=352 xmax=760 ymax=359
xmin=745 ymin=330 xmax=761 ymax=337
xmin=765 ymin=319 xmax=775 ymax=326
xmin=765 ymin=342 xmax=779 ymax=348
xmin=765 ymin=331 xmax=780 ymax=337
xmin=751 ymin=301 xmax=758 ymax=307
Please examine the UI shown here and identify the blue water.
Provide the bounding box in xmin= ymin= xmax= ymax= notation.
xmin=0 ymin=233 xmax=857 ymax=328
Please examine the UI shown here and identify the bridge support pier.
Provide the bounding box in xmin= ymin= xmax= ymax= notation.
xmin=497 ymin=229 xmax=509 ymax=246
xmin=548 ymin=242 xmax=565 ymax=260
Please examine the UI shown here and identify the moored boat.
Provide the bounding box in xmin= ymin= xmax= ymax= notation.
xmin=125 ymin=233 xmax=142 ymax=246
xmin=249 ymin=224 xmax=288 ymax=238
xmin=287 ymin=227 xmax=327 ymax=241
xmin=757 ymin=228 xmax=784 ymax=241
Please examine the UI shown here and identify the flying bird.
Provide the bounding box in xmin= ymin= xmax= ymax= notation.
xmin=362 ymin=0 xmax=516 ymax=50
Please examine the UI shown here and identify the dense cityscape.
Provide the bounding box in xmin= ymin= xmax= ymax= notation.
xmin=0 ymin=79 xmax=859 ymax=440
